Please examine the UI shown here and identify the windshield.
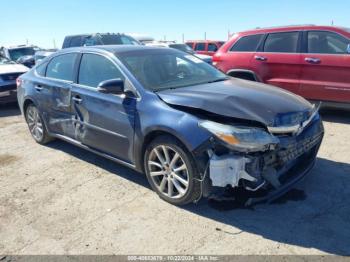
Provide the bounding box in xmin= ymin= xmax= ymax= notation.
xmin=118 ymin=50 xmax=228 ymax=91
xmin=0 ymin=56 xmax=15 ymax=65
xmin=169 ymin=44 xmax=195 ymax=54
xmin=9 ymin=47 xmax=35 ymax=61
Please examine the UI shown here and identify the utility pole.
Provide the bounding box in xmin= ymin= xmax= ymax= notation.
xmin=26 ymin=39 xmax=29 ymax=45
xmin=331 ymin=20 xmax=334 ymax=26
xmin=53 ymin=39 xmax=57 ymax=49
xmin=204 ymin=32 xmax=206 ymax=40
xmin=182 ymin=33 xmax=184 ymax=43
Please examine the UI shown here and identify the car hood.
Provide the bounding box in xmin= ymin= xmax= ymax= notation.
xmin=157 ymin=78 xmax=313 ymax=127
xmin=0 ymin=64 xmax=29 ymax=74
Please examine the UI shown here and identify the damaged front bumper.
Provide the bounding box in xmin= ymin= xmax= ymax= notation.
xmin=194 ymin=114 xmax=324 ymax=206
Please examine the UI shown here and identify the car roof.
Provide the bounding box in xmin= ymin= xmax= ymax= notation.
xmin=56 ymin=45 xmax=176 ymax=55
xmin=235 ymin=25 xmax=350 ymax=36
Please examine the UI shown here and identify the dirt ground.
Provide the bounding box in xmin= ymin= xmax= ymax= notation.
xmin=0 ymin=103 xmax=349 ymax=255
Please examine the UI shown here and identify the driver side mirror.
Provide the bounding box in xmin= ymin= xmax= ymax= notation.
xmin=97 ymin=79 xmax=124 ymax=95
xmin=347 ymin=44 xmax=350 ymax=54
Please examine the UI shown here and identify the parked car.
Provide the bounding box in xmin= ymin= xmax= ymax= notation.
xmin=62 ymin=33 xmax=141 ymax=48
xmin=0 ymin=45 xmax=39 ymax=68
xmin=17 ymin=46 xmax=324 ymax=206
xmin=186 ymin=40 xmax=225 ymax=56
xmin=213 ymin=25 xmax=350 ymax=108
xmin=34 ymin=49 xmax=58 ymax=64
xmin=146 ymin=42 xmax=212 ymax=63
xmin=0 ymin=56 xmax=28 ymax=104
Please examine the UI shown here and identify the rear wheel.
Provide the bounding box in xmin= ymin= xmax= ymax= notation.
xmin=144 ymin=136 xmax=201 ymax=205
xmin=25 ymin=104 xmax=53 ymax=144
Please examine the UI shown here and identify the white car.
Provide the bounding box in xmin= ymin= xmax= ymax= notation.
xmin=146 ymin=42 xmax=213 ymax=64
xmin=0 ymin=57 xmax=28 ymax=104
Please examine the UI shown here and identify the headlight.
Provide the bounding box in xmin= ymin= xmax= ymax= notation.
xmin=199 ymin=120 xmax=279 ymax=152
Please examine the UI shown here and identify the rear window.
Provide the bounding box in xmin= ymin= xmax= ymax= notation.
xmin=264 ymin=32 xmax=299 ymax=53
xmin=194 ymin=43 xmax=205 ymax=51
xmin=230 ymin=34 xmax=264 ymax=52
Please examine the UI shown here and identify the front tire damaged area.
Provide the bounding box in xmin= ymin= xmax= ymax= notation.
xmin=192 ymin=120 xmax=324 ymax=207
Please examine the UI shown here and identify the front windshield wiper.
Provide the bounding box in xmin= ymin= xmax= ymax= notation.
xmin=206 ymin=77 xmax=230 ymax=84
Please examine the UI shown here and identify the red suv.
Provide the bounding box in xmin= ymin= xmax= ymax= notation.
xmin=213 ymin=25 xmax=350 ymax=106
xmin=186 ymin=40 xmax=225 ymax=56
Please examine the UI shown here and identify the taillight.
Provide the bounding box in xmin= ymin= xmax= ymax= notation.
xmin=212 ymin=53 xmax=222 ymax=67
xmin=16 ymin=78 xmax=22 ymax=88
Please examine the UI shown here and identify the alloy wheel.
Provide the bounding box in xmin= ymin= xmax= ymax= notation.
xmin=148 ymin=145 xmax=189 ymax=199
xmin=26 ymin=106 xmax=44 ymax=141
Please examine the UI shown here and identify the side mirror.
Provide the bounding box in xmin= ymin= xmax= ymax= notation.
xmin=347 ymin=44 xmax=350 ymax=54
xmin=97 ymin=79 xmax=124 ymax=95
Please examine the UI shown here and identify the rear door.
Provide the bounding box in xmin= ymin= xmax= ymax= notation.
xmin=43 ymin=52 xmax=78 ymax=138
xmin=251 ymin=31 xmax=302 ymax=95
xmin=299 ymin=30 xmax=350 ymax=102
xmin=70 ymin=53 xmax=136 ymax=163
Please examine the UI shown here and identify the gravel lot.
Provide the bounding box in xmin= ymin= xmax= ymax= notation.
xmin=0 ymin=103 xmax=349 ymax=255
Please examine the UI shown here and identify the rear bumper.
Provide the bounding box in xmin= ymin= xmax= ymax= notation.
xmin=0 ymin=84 xmax=17 ymax=104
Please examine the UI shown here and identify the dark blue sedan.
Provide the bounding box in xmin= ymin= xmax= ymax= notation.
xmin=17 ymin=46 xmax=324 ymax=206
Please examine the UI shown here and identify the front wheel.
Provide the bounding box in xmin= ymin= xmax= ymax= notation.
xmin=144 ymin=135 xmax=201 ymax=205
xmin=25 ymin=104 xmax=53 ymax=144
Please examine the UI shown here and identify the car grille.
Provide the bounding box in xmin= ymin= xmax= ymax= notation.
xmin=1 ymin=73 xmax=22 ymax=81
xmin=277 ymin=133 xmax=323 ymax=164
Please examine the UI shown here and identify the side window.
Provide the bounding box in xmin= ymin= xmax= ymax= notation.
xmin=230 ymin=34 xmax=264 ymax=52
xmin=78 ymin=53 xmax=124 ymax=88
xmin=194 ymin=43 xmax=205 ymax=51
xmin=208 ymin=43 xmax=218 ymax=52
xmin=264 ymin=32 xmax=299 ymax=53
xmin=308 ymin=31 xmax=350 ymax=54
xmin=46 ymin=53 xmax=77 ymax=81
xmin=35 ymin=62 xmax=47 ymax=76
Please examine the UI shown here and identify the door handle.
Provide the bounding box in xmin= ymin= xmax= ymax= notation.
xmin=34 ymin=85 xmax=43 ymax=91
xmin=305 ymin=57 xmax=321 ymax=64
xmin=254 ymin=55 xmax=267 ymax=61
xmin=72 ymin=96 xmax=82 ymax=103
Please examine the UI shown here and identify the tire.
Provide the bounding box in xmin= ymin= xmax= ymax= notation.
xmin=144 ymin=135 xmax=201 ymax=206
xmin=25 ymin=104 xmax=53 ymax=144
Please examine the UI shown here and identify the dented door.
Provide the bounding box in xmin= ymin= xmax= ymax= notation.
xmin=44 ymin=79 xmax=76 ymax=138
xmin=70 ymin=85 xmax=136 ymax=163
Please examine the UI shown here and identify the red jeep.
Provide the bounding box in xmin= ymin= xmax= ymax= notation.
xmin=213 ymin=25 xmax=350 ymax=107
xmin=186 ymin=40 xmax=225 ymax=56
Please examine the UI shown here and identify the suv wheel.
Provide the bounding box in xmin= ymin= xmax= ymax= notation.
xmin=25 ymin=104 xmax=52 ymax=144
xmin=144 ymin=136 xmax=201 ymax=205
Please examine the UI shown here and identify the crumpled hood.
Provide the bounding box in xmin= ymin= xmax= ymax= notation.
xmin=0 ymin=64 xmax=29 ymax=74
xmin=157 ymin=78 xmax=313 ymax=127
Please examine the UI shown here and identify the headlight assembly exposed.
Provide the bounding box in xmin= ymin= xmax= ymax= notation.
xmin=199 ymin=120 xmax=279 ymax=152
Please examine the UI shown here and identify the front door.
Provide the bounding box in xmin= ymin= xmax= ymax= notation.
xmin=71 ymin=53 xmax=136 ymax=163
xmin=299 ymin=30 xmax=350 ymax=102
xmin=251 ymin=31 xmax=302 ymax=95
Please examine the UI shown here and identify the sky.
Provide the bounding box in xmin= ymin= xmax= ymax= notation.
xmin=1 ymin=0 xmax=349 ymax=48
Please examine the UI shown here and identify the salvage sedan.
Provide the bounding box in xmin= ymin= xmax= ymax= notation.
xmin=17 ymin=46 xmax=324 ymax=206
